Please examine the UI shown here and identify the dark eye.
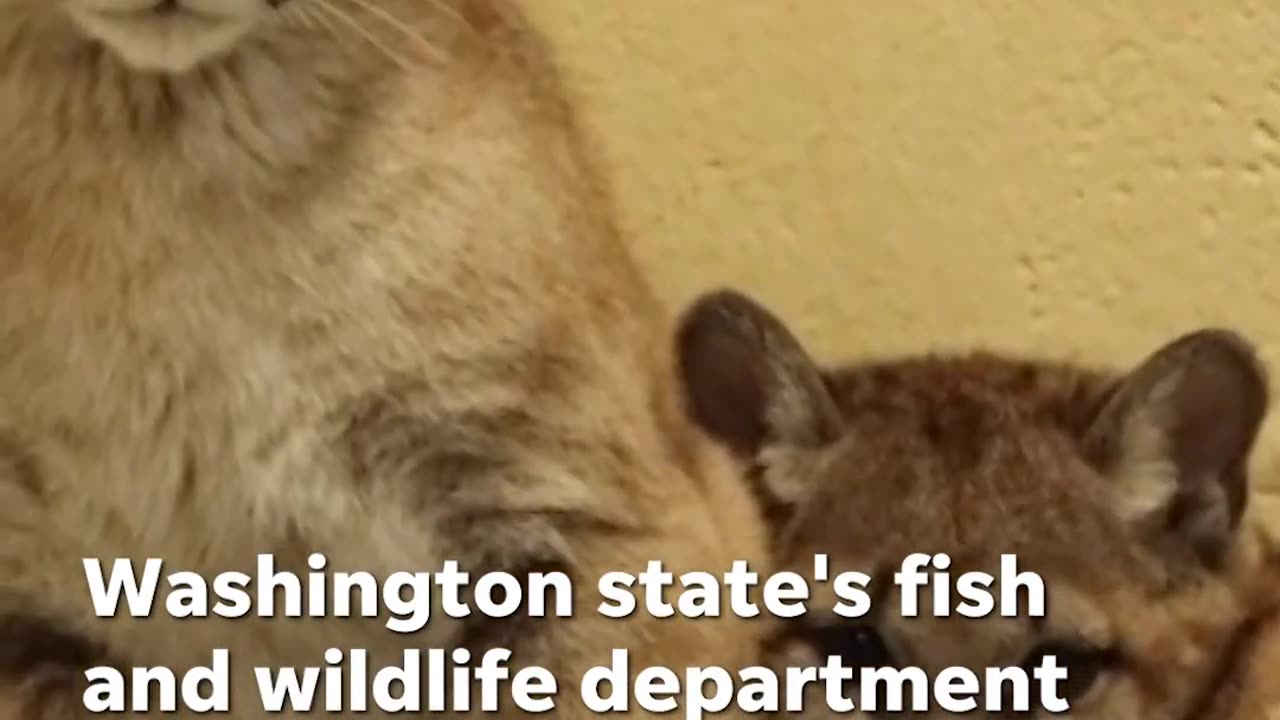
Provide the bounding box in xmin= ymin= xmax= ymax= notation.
xmin=814 ymin=624 xmax=894 ymax=671
xmin=1021 ymin=641 xmax=1117 ymax=706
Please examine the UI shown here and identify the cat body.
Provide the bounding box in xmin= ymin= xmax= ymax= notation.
xmin=0 ymin=2 xmax=767 ymax=716
xmin=677 ymin=288 xmax=1277 ymax=719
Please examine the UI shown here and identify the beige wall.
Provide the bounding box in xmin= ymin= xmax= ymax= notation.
xmin=529 ymin=2 xmax=1280 ymax=524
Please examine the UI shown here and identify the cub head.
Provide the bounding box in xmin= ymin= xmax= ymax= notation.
xmin=676 ymin=288 xmax=1272 ymax=719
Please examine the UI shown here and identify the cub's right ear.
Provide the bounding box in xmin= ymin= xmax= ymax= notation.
xmin=675 ymin=288 xmax=844 ymax=478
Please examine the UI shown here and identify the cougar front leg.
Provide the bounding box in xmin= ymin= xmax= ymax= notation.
xmin=338 ymin=386 xmax=633 ymax=652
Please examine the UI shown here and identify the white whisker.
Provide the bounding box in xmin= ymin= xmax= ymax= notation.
xmin=311 ymin=0 xmax=417 ymax=69
xmin=296 ymin=4 xmax=341 ymax=41
xmin=320 ymin=0 xmax=449 ymax=66
xmin=349 ymin=0 xmax=477 ymax=41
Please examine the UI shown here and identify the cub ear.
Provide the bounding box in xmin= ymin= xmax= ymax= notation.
xmin=675 ymin=289 xmax=843 ymax=502
xmin=1082 ymin=329 xmax=1270 ymax=570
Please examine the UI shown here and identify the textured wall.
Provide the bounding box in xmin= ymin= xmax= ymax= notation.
xmin=528 ymin=1 xmax=1280 ymax=525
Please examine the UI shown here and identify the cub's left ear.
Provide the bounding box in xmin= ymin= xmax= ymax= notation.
xmin=1083 ymin=329 xmax=1270 ymax=569
xmin=673 ymin=288 xmax=843 ymax=512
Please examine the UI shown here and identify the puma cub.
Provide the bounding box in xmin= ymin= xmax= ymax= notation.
xmin=677 ymin=288 xmax=1278 ymax=719
xmin=0 ymin=1 xmax=766 ymax=717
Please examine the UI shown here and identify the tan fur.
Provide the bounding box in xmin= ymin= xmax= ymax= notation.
xmin=1189 ymin=525 xmax=1280 ymax=719
xmin=677 ymin=288 xmax=1276 ymax=719
xmin=1252 ymin=619 xmax=1280 ymax=720
xmin=0 ymin=2 xmax=769 ymax=717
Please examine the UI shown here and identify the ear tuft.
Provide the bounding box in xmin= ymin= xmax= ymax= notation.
xmin=1085 ymin=328 xmax=1270 ymax=569
xmin=675 ymin=288 xmax=842 ymax=461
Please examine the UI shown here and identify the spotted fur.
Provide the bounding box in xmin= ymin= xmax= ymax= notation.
xmin=678 ymin=287 xmax=1277 ymax=719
